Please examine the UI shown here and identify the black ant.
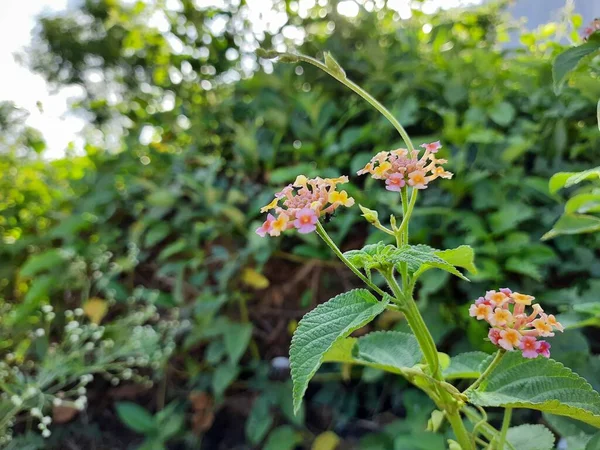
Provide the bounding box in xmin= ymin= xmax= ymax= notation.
xmin=323 ymin=211 xmax=336 ymax=223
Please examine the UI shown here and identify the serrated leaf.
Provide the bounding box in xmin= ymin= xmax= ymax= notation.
xmin=505 ymin=424 xmax=555 ymax=450
xmin=352 ymin=331 xmax=423 ymax=373
xmin=391 ymin=245 xmax=469 ymax=281
xmin=542 ymin=214 xmax=600 ymax=240
xmin=444 ymin=351 xmax=491 ymax=380
xmin=435 ymin=245 xmax=477 ymax=274
xmin=20 ymin=249 xmax=65 ymax=277
xmin=115 ymin=402 xmax=156 ymax=434
xmin=466 ymin=352 xmax=600 ymax=427
xmin=553 ymin=37 xmax=600 ymax=94
xmin=290 ymin=289 xmax=387 ymax=413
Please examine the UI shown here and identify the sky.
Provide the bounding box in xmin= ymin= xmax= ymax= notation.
xmin=0 ymin=0 xmax=487 ymax=159
xmin=0 ymin=0 xmax=85 ymax=158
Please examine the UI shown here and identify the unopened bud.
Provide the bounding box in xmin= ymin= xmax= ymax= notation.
xmin=359 ymin=204 xmax=379 ymax=224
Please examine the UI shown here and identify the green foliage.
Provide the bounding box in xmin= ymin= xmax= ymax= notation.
xmin=289 ymin=289 xmax=387 ymax=413
xmin=552 ymin=33 xmax=600 ymax=94
xmin=1 ymin=0 xmax=600 ymax=447
xmin=467 ymin=352 xmax=600 ymax=427
xmin=443 ymin=352 xmax=491 ymax=380
xmin=505 ymin=424 xmax=555 ymax=450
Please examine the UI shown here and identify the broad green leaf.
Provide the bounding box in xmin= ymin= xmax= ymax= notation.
xmin=505 ymin=424 xmax=555 ymax=450
xmin=466 ymin=352 xmax=600 ymax=427
xmin=264 ymin=426 xmax=302 ymax=450
xmin=115 ymin=402 xmax=156 ymax=434
xmin=390 ymin=245 xmax=469 ymax=281
xmin=322 ymin=337 xmax=357 ymax=364
xmin=565 ymin=193 xmax=600 ymax=214
xmin=488 ymin=101 xmax=515 ymax=126
xmin=549 ymin=172 xmax=576 ymax=193
xmin=443 ymin=351 xmax=491 ymax=380
xmin=20 ymin=249 xmax=65 ymax=277
xmin=290 ymin=289 xmax=387 ymax=413
xmin=212 ymin=362 xmax=239 ymax=396
xmin=564 ymin=166 xmax=600 ymax=188
xmin=352 ymin=331 xmax=423 ymax=374
xmin=542 ymin=214 xmax=600 ymax=240
xmin=435 ymin=245 xmax=477 ymax=274
xmin=553 ymin=36 xmax=600 ymax=94
xmin=224 ymin=322 xmax=253 ymax=364
xmin=246 ymin=395 xmax=273 ymax=445
xmin=586 ymin=432 xmax=600 ymax=450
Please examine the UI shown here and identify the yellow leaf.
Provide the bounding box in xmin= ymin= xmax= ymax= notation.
xmin=83 ymin=298 xmax=108 ymax=325
xmin=241 ymin=268 xmax=269 ymax=290
xmin=312 ymin=431 xmax=340 ymax=450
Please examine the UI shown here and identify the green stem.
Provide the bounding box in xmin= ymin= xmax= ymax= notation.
xmin=397 ymin=188 xmax=418 ymax=240
xmin=315 ymin=221 xmax=386 ymax=297
xmin=497 ymin=407 xmax=512 ymax=450
xmin=467 ymin=350 xmax=505 ymax=393
xmin=282 ymin=52 xmax=415 ymax=153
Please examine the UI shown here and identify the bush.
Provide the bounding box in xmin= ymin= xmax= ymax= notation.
xmin=1 ymin=0 xmax=599 ymax=448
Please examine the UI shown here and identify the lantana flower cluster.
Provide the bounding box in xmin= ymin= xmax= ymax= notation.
xmin=357 ymin=141 xmax=452 ymax=191
xmin=583 ymin=18 xmax=600 ymax=40
xmin=469 ymin=288 xmax=564 ymax=359
xmin=256 ymin=175 xmax=355 ymax=237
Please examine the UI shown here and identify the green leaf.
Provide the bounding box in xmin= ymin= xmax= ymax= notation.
xmin=443 ymin=352 xmax=491 ymax=380
xmin=549 ymin=167 xmax=600 ymax=194
xmin=390 ymin=245 xmax=469 ymax=281
xmin=8 ymin=275 xmax=56 ymax=326
xmin=263 ymin=426 xmax=302 ymax=450
xmin=553 ymin=37 xmax=600 ymax=94
xmin=549 ymin=172 xmax=576 ymax=193
xmin=212 ymin=362 xmax=239 ymax=397
xmin=489 ymin=101 xmax=516 ymax=126
xmin=323 ymin=51 xmax=346 ymax=78
xmin=466 ymin=352 xmax=600 ymax=427
xmin=343 ymin=242 xmax=396 ymax=275
xmin=290 ymin=289 xmax=388 ymax=413
xmin=245 ymin=395 xmax=273 ymax=445
xmin=435 ymin=245 xmax=477 ymax=274
xmin=565 ymin=193 xmax=600 ymax=214
xmin=20 ymin=249 xmax=65 ymax=277
xmin=352 ymin=331 xmax=423 ymax=374
xmin=145 ymin=222 xmax=171 ymax=247
xmin=224 ymin=322 xmax=253 ymax=364
xmin=115 ymin=402 xmax=156 ymax=434
xmin=505 ymin=424 xmax=555 ymax=450
xmin=542 ymin=214 xmax=600 ymax=240
xmin=586 ymin=432 xmax=600 ymax=450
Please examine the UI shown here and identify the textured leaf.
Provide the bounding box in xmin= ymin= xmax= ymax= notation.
xmin=115 ymin=402 xmax=156 ymax=434
xmin=391 ymin=245 xmax=469 ymax=281
xmin=443 ymin=351 xmax=491 ymax=380
xmin=506 ymin=424 xmax=555 ymax=450
xmin=466 ymin=352 xmax=600 ymax=427
xmin=542 ymin=214 xmax=600 ymax=240
xmin=435 ymin=245 xmax=477 ymax=274
xmin=553 ymin=36 xmax=600 ymax=94
xmin=352 ymin=331 xmax=423 ymax=374
xmin=343 ymin=242 xmax=396 ymax=275
xmin=290 ymin=289 xmax=387 ymax=413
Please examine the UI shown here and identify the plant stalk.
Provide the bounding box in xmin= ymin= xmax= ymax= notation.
xmin=467 ymin=350 xmax=505 ymax=393
xmin=497 ymin=407 xmax=512 ymax=450
xmin=315 ymin=221 xmax=386 ymax=297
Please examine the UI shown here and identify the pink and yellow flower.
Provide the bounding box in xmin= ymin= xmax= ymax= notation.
xmin=293 ymin=208 xmax=318 ymax=234
xmin=256 ymin=175 xmax=355 ymax=237
xmin=357 ymin=141 xmax=452 ymax=191
xmin=469 ymin=288 xmax=563 ymax=359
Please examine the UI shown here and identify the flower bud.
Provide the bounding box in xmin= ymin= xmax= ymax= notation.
xmin=359 ymin=204 xmax=379 ymax=225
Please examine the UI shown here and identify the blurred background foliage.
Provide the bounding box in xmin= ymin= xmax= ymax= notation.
xmin=1 ymin=0 xmax=600 ymax=448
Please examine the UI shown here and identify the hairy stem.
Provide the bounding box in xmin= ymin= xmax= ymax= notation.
xmin=315 ymin=221 xmax=386 ymax=297
xmin=497 ymin=407 xmax=512 ymax=450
